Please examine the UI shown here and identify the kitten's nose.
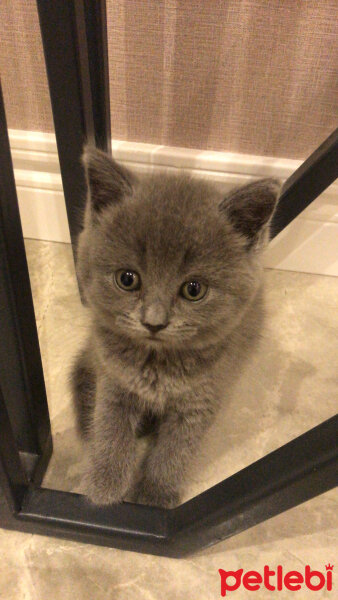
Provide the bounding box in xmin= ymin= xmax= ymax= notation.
xmin=141 ymin=302 xmax=169 ymax=334
xmin=142 ymin=322 xmax=168 ymax=334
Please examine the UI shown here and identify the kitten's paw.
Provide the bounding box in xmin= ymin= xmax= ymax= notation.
xmin=82 ymin=465 xmax=126 ymax=505
xmin=134 ymin=477 xmax=180 ymax=508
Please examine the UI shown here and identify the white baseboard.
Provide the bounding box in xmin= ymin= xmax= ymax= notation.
xmin=9 ymin=129 xmax=338 ymax=276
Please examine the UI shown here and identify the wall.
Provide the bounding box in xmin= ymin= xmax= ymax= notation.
xmin=1 ymin=0 xmax=337 ymax=159
xmin=9 ymin=129 xmax=338 ymax=276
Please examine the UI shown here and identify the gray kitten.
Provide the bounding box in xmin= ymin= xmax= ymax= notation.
xmin=71 ymin=146 xmax=280 ymax=508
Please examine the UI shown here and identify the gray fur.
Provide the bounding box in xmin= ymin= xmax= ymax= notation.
xmin=70 ymin=146 xmax=281 ymax=507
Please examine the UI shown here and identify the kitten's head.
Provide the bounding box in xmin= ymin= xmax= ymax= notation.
xmin=78 ymin=147 xmax=281 ymax=350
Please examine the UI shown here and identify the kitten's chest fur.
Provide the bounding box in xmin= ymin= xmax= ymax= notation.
xmin=93 ymin=326 xmax=225 ymax=412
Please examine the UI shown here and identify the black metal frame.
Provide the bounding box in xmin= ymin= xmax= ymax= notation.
xmin=36 ymin=0 xmax=111 ymax=251
xmin=0 ymin=1 xmax=337 ymax=558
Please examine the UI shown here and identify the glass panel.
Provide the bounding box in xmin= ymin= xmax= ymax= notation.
xmin=24 ymin=189 xmax=338 ymax=499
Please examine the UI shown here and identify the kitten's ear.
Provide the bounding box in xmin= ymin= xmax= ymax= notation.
xmin=82 ymin=145 xmax=136 ymax=213
xmin=220 ymin=178 xmax=282 ymax=248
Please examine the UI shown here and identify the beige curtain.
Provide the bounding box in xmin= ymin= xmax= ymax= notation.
xmin=1 ymin=0 xmax=337 ymax=158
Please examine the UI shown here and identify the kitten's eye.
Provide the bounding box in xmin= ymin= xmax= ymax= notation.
xmin=115 ymin=269 xmax=141 ymax=291
xmin=181 ymin=280 xmax=207 ymax=301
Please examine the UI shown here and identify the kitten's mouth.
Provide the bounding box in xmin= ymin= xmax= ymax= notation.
xmin=144 ymin=333 xmax=166 ymax=344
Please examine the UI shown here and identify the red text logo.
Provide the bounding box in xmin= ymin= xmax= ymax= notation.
xmin=218 ymin=564 xmax=333 ymax=595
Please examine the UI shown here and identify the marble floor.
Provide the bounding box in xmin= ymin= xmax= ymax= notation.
xmin=0 ymin=238 xmax=337 ymax=599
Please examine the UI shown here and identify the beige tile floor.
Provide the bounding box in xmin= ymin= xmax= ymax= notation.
xmin=0 ymin=238 xmax=337 ymax=599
